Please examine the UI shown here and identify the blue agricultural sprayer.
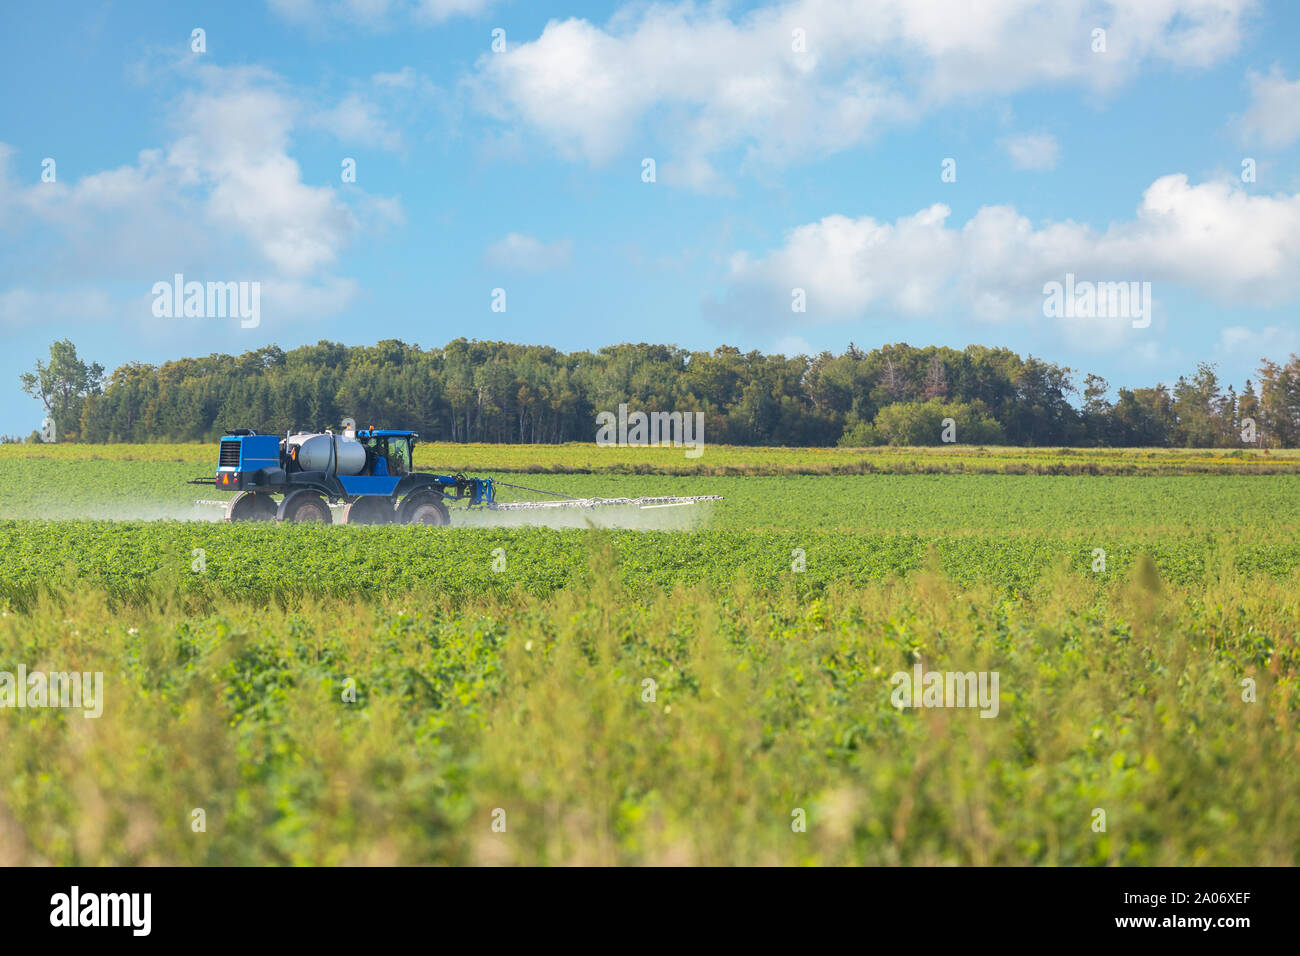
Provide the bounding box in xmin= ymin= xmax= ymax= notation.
xmin=189 ymin=427 xmax=720 ymax=525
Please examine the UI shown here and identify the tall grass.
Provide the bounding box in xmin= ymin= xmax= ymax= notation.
xmin=2 ymin=554 xmax=1295 ymax=865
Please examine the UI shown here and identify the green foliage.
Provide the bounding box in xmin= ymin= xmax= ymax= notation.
xmin=1 ymin=566 xmax=1296 ymax=865
xmin=18 ymin=339 xmax=104 ymax=442
xmin=2 ymin=515 xmax=1299 ymax=613
xmin=36 ymin=337 xmax=1300 ymax=447
xmin=835 ymin=413 xmax=882 ymax=446
xmin=863 ymin=399 xmax=1005 ymax=446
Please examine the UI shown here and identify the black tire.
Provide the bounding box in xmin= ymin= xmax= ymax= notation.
xmin=398 ymin=491 xmax=450 ymax=526
xmin=278 ymin=491 xmax=333 ymax=524
xmin=342 ymin=497 xmax=394 ymax=525
xmin=226 ymin=492 xmax=278 ymax=522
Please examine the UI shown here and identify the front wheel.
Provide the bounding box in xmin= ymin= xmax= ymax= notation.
xmin=226 ymin=491 xmax=277 ymax=522
xmin=398 ymin=491 xmax=449 ymax=526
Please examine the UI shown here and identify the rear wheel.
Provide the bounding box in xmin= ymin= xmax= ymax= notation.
xmin=398 ymin=491 xmax=450 ymax=526
xmin=278 ymin=491 xmax=333 ymax=524
xmin=226 ymin=491 xmax=277 ymax=522
xmin=342 ymin=496 xmax=394 ymax=525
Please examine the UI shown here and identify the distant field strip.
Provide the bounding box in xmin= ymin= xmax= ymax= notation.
xmin=2 ymin=442 xmax=1297 ymax=475
xmin=2 ymin=453 xmax=1298 ymax=536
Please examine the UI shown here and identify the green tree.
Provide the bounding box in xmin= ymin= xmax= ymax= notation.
xmin=1110 ymin=386 xmax=1174 ymax=446
xmin=1172 ymin=362 xmax=1232 ymax=447
xmin=870 ymin=399 xmax=1005 ymax=446
xmin=19 ymin=340 xmax=104 ymax=442
xmin=1238 ymin=379 xmax=1261 ymax=445
xmin=1256 ymin=356 xmax=1300 ymax=448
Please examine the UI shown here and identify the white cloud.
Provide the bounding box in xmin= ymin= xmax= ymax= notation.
xmin=167 ymin=72 xmax=357 ymax=277
xmin=485 ymin=233 xmax=573 ymax=272
xmin=1002 ymin=132 xmax=1060 ymax=171
xmin=0 ymin=63 xmax=398 ymax=329
xmin=716 ymin=174 xmax=1300 ymax=345
xmin=728 ymin=204 xmax=957 ymax=318
xmin=1239 ymin=67 xmax=1300 ymax=149
xmin=471 ymin=0 xmax=1252 ymax=188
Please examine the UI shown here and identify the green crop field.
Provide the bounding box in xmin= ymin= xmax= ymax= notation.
xmin=1 ymin=443 xmax=1297 ymax=865
xmin=2 ymin=439 xmax=1297 ymax=475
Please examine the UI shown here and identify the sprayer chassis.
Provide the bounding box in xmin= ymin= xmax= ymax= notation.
xmin=192 ymin=466 xmax=493 ymax=507
xmin=189 ymin=427 xmax=721 ymax=525
xmin=187 ymin=428 xmax=493 ymax=524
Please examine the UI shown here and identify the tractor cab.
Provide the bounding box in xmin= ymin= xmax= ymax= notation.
xmin=356 ymin=428 xmax=415 ymax=477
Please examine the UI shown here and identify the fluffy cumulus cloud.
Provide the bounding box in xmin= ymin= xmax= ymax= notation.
xmin=485 ymin=233 xmax=574 ymax=272
xmin=716 ymin=174 xmax=1300 ymax=347
xmin=167 ymin=70 xmax=357 ymax=277
xmin=0 ymin=63 xmax=401 ymax=329
xmin=471 ymin=0 xmax=1253 ymax=188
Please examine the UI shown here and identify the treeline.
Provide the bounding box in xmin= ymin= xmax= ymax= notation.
xmin=25 ymin=338 xmax=1300 ymax=447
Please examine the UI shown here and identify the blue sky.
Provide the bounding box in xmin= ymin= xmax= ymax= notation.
xmin=2 ymin=0 xmax=1299 ymax=436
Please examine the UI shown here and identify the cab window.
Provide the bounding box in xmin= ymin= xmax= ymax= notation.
xmin=388 ymin=437 xmax=411 ymax=476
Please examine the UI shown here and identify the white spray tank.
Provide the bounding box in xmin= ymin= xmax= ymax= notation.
xmin=288 ymin=431 xmax=368 ymax=476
